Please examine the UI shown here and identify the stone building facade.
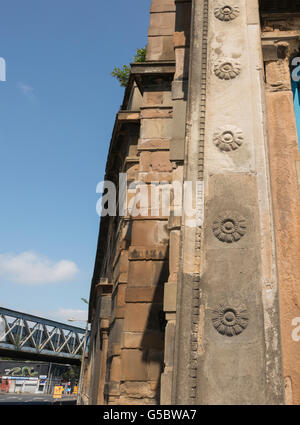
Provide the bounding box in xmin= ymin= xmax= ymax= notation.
xmin=82 ymin=0 xmax=300 ymax=405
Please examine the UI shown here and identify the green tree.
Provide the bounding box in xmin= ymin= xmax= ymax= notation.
xmin=61 ymin=366 xmax=80 ymax=385
xmin=111 ymin=46 xmax=147 ymax=87
xmin=133 ymin=47 xmax=147 ymax=63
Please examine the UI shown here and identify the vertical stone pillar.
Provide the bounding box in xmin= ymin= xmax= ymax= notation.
xmin=97 ymin=320 xmax=109 ymax=405
xmin=173 ymin=0 xmax=208 ymax=404
xmin=89 ymin=280 xmax=112 ymax=405
xmin=147 ymin=0 xmax=176 ymax=61
xmin=171 ymin=0 xmax=191 ymax=161
xmin=81 ymin=354 xmax=92 ymax=405
xmin=161 ymin=220 xmax=181 ymax=404
xmin=173 ymin=0 xmax=285 ymax=404
xmin=264 ymin=37 xmax=300 ymax=404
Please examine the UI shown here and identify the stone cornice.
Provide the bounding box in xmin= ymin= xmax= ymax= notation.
xmin=262 ymin=31 xmax=300 ymax=62
xmin=262 ymin=30 xmax=300 ymax=41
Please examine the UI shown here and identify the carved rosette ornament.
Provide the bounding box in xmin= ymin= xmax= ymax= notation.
xmin=213 ymin=125 xmax=244 ymax=151
xmin=214 ymin=58 xmax=241 ymax=80
xmin=212 ymin=301 xmax=249 ymax=336
xmin=214 ymin=5 xmax=240 ymax=21
xmin=213 ymin=211 xmax=247 ymax=243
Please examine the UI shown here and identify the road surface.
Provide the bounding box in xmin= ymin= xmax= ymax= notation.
xmin=0 ymin=393 xmax=77 ymax=405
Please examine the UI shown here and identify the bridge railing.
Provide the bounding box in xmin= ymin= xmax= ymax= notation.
xmin=0 ymin=307 xmax=88 ymax=361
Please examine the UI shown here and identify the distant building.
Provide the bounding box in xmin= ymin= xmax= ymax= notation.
xmin=83 ymin=0 xmax=300 ymax=405
xmin=0 ymin=360 xmax=76 ymax=394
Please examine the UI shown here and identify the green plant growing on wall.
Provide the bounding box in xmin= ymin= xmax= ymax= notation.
xmin=81 ymin=298 xmax=88 ymax=305
xmin=134 ymin=47 xmax=147 ymax=63
xmin=111 ymin=46 xmax=147 ymax=87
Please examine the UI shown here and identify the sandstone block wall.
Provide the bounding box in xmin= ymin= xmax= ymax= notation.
xmin=83 ymin=0 xmax=300 ymax=406
xmin=82 ymin=0 xmax=191 ymax=405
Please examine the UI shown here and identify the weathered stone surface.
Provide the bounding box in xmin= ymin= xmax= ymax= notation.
xmin=174 ymin=32 xmax=187 ymax=48
xmin=139 ymin=149 xmax=173 ymax=173
xmin=128 ymin=260 xmax=168 ymax=287
xmin=164 ymin=282 xmax=177 ymax=313
xmin=128 ymin=245 xmax=168 ymax=261
xmin=147 ymin=349 xmax=164 ymax=381
xmin=120 ymin=382 xmax=156 ymax=399
xmin=196 ymin=177 xmax=271 ymax=404
xmin=161 ymin=370 xmax=173 ymax=405
xmin=123 ymin=303 xmax=163 ymax=332
xmin=246 ymin=0 xmax=260 ymax=24
xmin=138 ymin=138 xmax=170 ymax=151
xmin=121 ymin=349 xmax=148 ymax=381
xmin=144 ymin=91 xmax=164 ymax=106
xmin=170 ymin=100 xmax=187 ymax=160
xmin=147 ymin=36 xmax=175 ymax=61
xmin=141 ymin=118 xmax=173 ymax=140
xmin=148 ymin=12 xmax=176 ymax=37
xmin=106 ymin=382 xmax=120 ymax=397
xmin=173 ymin=0 xmax=285 ymax=406
xmin=119 ymin=396 xmax=157 ymax=405
xmin=125 ymin=286 xmax=164 ymax=303
xmin=131 ymin=220 xmax=168 ymax=246
xmin=110 ymin=356 xmax=121 ymax=382
xmin=168 ymin=230 xmax=180 ymax=282
xmin=84 ymin=0 xmax=295 ymax=407
xmin=141 ymin=107 xmax=173 ymax=119
xmin=266 ymin=90 xmax=300 ymax=405
xmin=110 ymin=343 xmax=121 ymax=357
xmin=122 ymin=331 xmax=164 ymax=350
xmin=163 ymin=320 xmax=176 ymax=367
xmin=99 ymin=295 xmax=112 ymax=319
xmin=150 ymin=0 xmax=176 ymax=13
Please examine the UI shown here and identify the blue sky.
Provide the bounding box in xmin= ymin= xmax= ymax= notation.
xmin=293 ymin=83 xmax=300 ymax=147
xmin=0 ymin=0 xmax=150 ymax=324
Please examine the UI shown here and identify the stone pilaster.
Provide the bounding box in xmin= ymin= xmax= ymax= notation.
xmin=147 ymin=0 xmax=176 ymax=61
xmin=173 ymin=0 xmax=285 ymax=405
xmin=263 ymin=29 xmax=300 ymax=404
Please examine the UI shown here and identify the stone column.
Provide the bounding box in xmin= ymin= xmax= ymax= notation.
xmin=80 ymin=355 xmax=92 ymax=405
xmin=97 ymin=319 xmax=109 ymax=405
xmin=172 ymin=0 xmax=208 ymax=404
xmin=263 ymin=34 xmax=300 ymax=404
xmin=173 ymin=0 xmax=285 ymax=405
xmin=90 ymin=280 xmax=112 ymax=405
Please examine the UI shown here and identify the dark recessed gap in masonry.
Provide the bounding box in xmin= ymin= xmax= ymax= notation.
xmin=259 ymin=0 xmax=300 ymax=12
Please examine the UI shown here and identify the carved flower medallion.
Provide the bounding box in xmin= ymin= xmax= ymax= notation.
xmin=214 ymin=58 xmax=241 ymax=80
xmin=213 ymin=125 xmax=244 ymax=151
xmin=213 ymin=211 xmax=247 ymax=243
xmin=212 ymin=301 xmax=249 ymax=336
xmin=214 ymin=5 xmax=240 ymax=21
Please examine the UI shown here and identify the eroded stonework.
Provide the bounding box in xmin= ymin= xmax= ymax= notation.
xmin=84 ymin=0 xmax=296 ymax=407
xmin=214 ymin=58 xmax=241 ymax=80
xmin=212 ymin=211 xmax=247 ymax=243
xmin=213 ymin=125 xmax=244 ymax=151
xmin=212 ymin=301 xmax=249 ymax=337
xmin=214 ymin=5 xmax=240 ymax=22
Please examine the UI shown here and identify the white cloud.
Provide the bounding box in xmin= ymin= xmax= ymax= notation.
xmin=11 ymin=307 xmax=88 ymax=326
xmin=0 ymin=251 xmax=79 ymax=285
xmin=48 ymin=308 xmax=88 ymax=324
xmin=17 ymin=82 xmax=35 ymax=100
